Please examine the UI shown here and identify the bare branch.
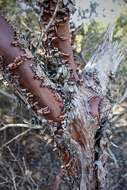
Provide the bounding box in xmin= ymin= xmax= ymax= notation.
xmin=0 ymin=129 xmax=30 ymax=150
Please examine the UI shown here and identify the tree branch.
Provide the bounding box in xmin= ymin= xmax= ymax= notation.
xmin=0 ymin=16 xmax=64 ymax=122
xmin=39 ymin=0 xmax=81 ymax=84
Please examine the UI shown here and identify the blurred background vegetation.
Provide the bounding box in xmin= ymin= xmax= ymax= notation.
xmin=0 ymin=0 xmax=127 ymax=189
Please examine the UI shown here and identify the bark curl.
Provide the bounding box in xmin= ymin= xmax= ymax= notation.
xmin=0 ymin=16 xmax=64 ymax=122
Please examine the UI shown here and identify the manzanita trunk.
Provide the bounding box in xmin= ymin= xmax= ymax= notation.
xmin=0 ymin=15 xmax=65 ymax=122
xmin=0 ymin=1 xmax=123 ymax=190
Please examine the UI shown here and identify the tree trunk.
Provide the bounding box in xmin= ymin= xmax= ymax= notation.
xmin=0 ymin=1 xmax=123 ymax=190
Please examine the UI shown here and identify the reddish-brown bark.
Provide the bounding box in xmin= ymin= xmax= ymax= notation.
xmin=41 ymin=1 xmax=81 ymax=84
xmin=52 ymin=19 xmax=81 ymax=83
xmin=0 ymin=16 xmax=64 ymax=122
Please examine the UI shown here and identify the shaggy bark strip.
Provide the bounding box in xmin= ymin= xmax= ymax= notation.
xmin=0 ymin=16 xmax=64 ymax=122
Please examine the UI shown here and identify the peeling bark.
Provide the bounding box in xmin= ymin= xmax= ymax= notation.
xmin=0 ymin=1 xmax=124 ymax=190
xmin=0 ymin=16 xmax=64 ymax=122
xmin=40 ymin=0 xmax=81 ymax=83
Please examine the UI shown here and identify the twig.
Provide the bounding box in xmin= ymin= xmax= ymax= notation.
xmin=0 ymin=123 xmax=43 ymax=131
xmin=37 ymin=0 xmax=60 ymax=48
xmin=0 ymin=129 xmax=30 ymax=150
xmin=0 ymin=89 xmax=16 ymax=100
xmin=43 ymin=0 xmax=60 ymax=35
xmin=11 ymin=169 xmax=18 ymax=190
